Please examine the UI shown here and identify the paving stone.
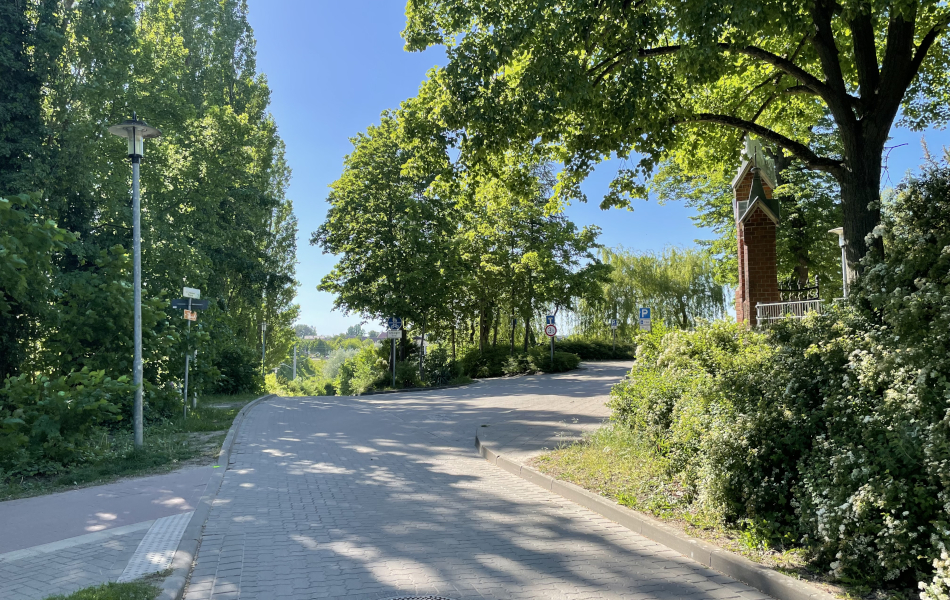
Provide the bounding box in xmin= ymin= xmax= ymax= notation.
xmin=0 ymin=527 xmax=148 ymax=599
xmin=182 ymin=362 xmax=775 ymax=599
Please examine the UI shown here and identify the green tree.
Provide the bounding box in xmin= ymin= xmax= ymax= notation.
xmin=403 ymin=0 xmax=950 ymax=272
xmin=0 ymin=0 xmax=298 ymax=397
xmin=313 ymin=112 xmax=458 ymax=345
xmin=654 ymin=145 xmax=843 ymax=295
xmin=575 ymin=246 xmax=727 ymax=337
xmin=0 ymin=193 xmax=73 ymax=380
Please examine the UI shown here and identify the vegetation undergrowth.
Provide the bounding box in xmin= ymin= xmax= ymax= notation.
xmin=537 ymin=158 xmax=950 ymax=599
xmin=0 ymin=392 xmax=259 ymax=501
xmin=42 ymin=577 xmax=162 ymax=600
xmin=267 ymin=339 xmax=576 ymax=398
xmin=533 ymin=425 xmax=827 ymax=593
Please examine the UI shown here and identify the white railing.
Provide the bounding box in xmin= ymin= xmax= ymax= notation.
xmin=756 ymin=299 xmax=824 ymax=324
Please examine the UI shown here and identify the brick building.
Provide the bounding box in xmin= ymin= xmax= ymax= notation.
xmin=732 ymin=158 xmax=781 ymax=326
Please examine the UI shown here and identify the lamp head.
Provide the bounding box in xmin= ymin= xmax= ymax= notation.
xmin=108 ymin=114 xmax=161 ymax=159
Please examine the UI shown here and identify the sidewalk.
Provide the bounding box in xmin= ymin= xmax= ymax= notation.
xmin=0 ymin=466 xmax=211 ymax=600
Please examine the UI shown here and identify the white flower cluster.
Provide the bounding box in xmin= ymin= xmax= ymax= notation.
xmin=920 ymin=543 xmax=950 ymax=600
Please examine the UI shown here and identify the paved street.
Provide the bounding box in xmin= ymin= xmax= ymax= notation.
xmin=0 ymin=464 xmax=210 ymax=599
xmin=184 ymin=362 xmax=771 ymax=600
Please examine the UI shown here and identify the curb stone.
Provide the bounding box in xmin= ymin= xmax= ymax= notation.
xmin=356 ymin=379 xmax=478 ymax=396
xmin=157 ymin=393 xmax=276 ymax=600
xmin=475 ymin=433 xmax=836 ymax=600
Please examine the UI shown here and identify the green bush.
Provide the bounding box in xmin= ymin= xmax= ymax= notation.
xmin=554 ymin=338 xmax=635 ymax=359
xmin=0 ymin=369 xmax=134 ymax=477
xmin=338 ymin=346 xmax=386 ymax=395
xmin=460 ymin=345 xmax=581 ymax=378
xmin=423 ymin=346 xmax=457 ymax=386
xmin=213 ymin=345 xmax=262 ymax=394
xmin=605 ymin=159 xmax=950 ymax=591
xmin=460 ymin=346 xmax=511 ymax=378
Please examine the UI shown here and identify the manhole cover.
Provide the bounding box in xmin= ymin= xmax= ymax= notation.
xmin=380 ymin=597 xmax=458 ymax=600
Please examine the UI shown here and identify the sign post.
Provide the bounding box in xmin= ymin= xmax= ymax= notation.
xmin=639 ymin=307 xmax=652 ymax=332
xmin=183 ymin=287 xmax=208 ymax=418
xmin=610 ymin=318 xmax=618 ymax=352
xmin=175 ymin=288 xmax=212 ymax=412
xmin=545 ymin=315 xmax=557 ymax=366
xmin=387 ymin=317 xmax=402 ymax=388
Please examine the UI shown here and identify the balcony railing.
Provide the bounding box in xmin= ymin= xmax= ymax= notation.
xmin=756 ymin=299 xmax=824 ymax=324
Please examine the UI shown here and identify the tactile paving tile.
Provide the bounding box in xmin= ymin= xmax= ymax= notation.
xmin=117 ymin=511 xmax=194 ymax=582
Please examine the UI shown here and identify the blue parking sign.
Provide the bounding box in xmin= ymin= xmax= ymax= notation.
xmin=639 ymin=307 xmax=651 ymax=319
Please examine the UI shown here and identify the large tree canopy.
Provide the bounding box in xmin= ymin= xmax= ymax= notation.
xmin=403 ymin=0 xmax=950 ymax=271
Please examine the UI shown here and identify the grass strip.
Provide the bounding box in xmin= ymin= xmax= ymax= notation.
xmin=42 ymin=581 xmax=158 ymax=600
xmin=531 ymin=424 xmax=869 ymax=599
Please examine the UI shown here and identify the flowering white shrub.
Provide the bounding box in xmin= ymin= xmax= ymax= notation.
xmin=609 ymin=159 xmax=950 ymax=591
xmin=920 ymin=543 xmax=950 ymax=600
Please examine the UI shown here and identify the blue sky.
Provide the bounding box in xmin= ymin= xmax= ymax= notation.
xmin=247 ymin=1 xmax=949 ymax=335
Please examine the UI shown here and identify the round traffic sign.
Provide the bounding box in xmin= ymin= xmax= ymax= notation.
xmin=544 ymin=324 xmax=557 ymax=337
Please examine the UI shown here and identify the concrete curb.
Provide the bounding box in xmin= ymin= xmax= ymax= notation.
xmin=356 ymin=379 xmax=477 ymax=396
xmin=157 ymin=393 xmax=276 ymax=600
xmin=475 ymin=434 xmax=836 ymax=600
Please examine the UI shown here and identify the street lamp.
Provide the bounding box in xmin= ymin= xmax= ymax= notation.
xmin=109 ymin=113 xmax=161 ymax=449
xmin=828 ymin=227 xmax=848 ymax=299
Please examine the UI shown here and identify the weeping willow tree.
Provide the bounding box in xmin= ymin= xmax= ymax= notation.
xmin=574 ymin=247 xmax=727 ymax=338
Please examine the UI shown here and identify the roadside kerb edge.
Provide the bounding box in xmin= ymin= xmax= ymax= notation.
xmin=157 ymin=393 xmax=276 ymax=600
xmin=475 ymin=433 xmax=835 ymax=600
xmin=357 ymin=379 xmax=478 ymax=397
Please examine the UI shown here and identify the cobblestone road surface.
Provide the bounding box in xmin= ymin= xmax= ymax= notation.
xmin=184 ymin=363 xmax=771 ymax=600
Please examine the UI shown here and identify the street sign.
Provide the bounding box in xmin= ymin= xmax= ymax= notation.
xmin=387 ymin=316 xmax=402 ymax=330
xmin=172 ymin=298 xmax=209 ymax=310
xmin=610 ymin=318 xmax=618 ymax=329
xmin=183 ymin=310 xmax=197 ymax=321
xmin=638 ymin=307 xmax=652 ymax=332
xmin=386 ymin=329 xmax=401 ymax=339
xmin=183 ymin=287 xmax=200 ymax=299
xmin=544 ymin=324 xmax=557 ymax=337
xmin=545 ymin=315 xmax=556 ymax=325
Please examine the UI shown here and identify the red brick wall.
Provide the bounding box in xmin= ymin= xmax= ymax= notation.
xmin=734 ymin=170 xmax=779 ymax=326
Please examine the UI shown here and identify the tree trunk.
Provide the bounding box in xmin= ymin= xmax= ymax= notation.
xmin=492 ymin=307 xmax=499 ymax=347
xmin=478 ymin=302 xmax=493 ymax=352
xmin=451 ymin=324 xmax=456 ymax=361
xmin=838 ymin=143 xmax=885 ymax=275
xmin=523 ymin=315 xmax=530 ymax=352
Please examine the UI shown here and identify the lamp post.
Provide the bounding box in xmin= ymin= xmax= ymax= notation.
xmin=829 ymin=227 xmax=849 ymax=299
xmin=261 ymin=321 xmax=267 ymax=380
xmin=108 ymin=113 xmax=161 ymax=449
